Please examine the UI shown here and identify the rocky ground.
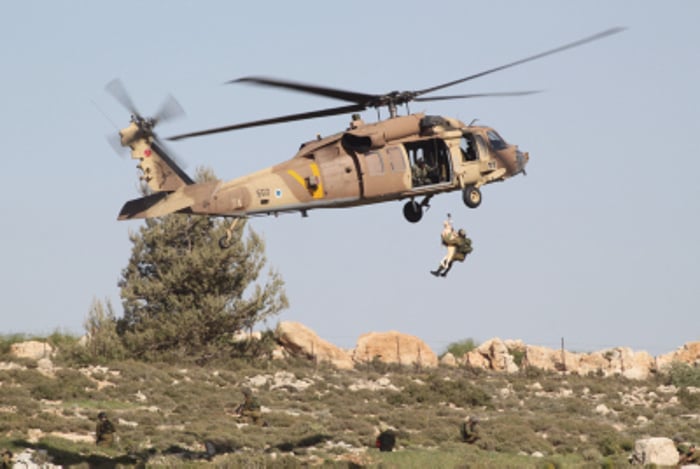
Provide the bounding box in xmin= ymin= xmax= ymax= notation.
xmin=1 ymin=328 xmax=699 ymax=467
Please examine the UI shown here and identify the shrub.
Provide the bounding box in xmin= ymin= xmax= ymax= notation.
xmin=443 ymin=338 xmax=478 ymax=358
xmin=385 ymin=375 xmax=492 ymax=408
xmin=0 ymin=334 xmax=28 ymax=357
xmin=666 ymin=362 xmax=700 ymax=388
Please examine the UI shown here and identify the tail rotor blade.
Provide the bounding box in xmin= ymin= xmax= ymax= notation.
xmin=106 ymin=133 xmax=126 ymax=157
xmin=105 ymin=78 xmax=140 ymax=117
xmin=155 ymin=94 xmax=185 ymax=124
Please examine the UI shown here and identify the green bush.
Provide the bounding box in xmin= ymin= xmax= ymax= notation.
xmin=443 ymin=338 xmax=478 ymax=358
xmin=666 ymin=362 xmax=700 ymax=388
xmin=386 ymin=374 xmax=492 ymax=408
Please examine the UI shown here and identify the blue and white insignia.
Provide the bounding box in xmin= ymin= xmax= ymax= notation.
xmin=275 ymin=189 xmax=283 ymax=198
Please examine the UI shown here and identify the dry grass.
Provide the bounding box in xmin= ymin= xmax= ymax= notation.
xmin=0 ymin=343 xmax=698 ymax=467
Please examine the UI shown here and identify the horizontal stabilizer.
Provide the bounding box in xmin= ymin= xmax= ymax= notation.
xmin=118 ymin=192 xmax=192 ymax=220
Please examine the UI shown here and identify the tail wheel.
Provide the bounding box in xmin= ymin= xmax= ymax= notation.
xmin=463 ymin=186 xmax=482 ymax=208
xmin=403 ymin=201 xmax=423 ymax=223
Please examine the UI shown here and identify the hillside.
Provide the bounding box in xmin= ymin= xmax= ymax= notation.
xmin=1 ymin=334 xmax=699 ymax=468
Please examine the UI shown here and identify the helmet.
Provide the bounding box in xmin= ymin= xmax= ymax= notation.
xmin=242 ymin=387 xmax=252 ymax=396
xmin=98 ymin=411 xmax=107 ymax=419
xmin=458 ymin=229 xmax=466 ymax=237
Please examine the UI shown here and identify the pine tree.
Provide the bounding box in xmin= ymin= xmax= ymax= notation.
xmin=117 ymin=168 xmax=288 ymax=357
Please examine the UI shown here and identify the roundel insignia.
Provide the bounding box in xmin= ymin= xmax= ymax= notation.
xmin=144 ymin=148 xmax=152 ymax=157
xmin=275 ymin=189 xmax=283 ymax=198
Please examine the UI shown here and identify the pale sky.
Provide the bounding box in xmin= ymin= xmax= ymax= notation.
xmin=1 ymin=1 xmax=698 ymax=356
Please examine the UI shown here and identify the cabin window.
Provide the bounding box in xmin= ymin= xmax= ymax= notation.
xmin=365 ymin=151 xmax=384 ymax=175
xmin=487 ymin=130 xmax=508 ymax=150
xmin=461 ymin=134 xmax=478 ymax=162
xmin=386 ymin=146 xmax=406 ymax=173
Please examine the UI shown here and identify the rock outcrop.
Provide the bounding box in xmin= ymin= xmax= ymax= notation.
xmin=632 ymin=437 xmax=679 ymax=466
xmin=272 ymin=321 xmax=699 ymax=376
xmin=275 ymin=321 xmax=354 ymax=370
xmin=10 ymin=341 xmax=53 ymax=360
xmin=657 ymin=342 xmax=700 ymax=370
xmin=352 ymin=331 xmax=438 ymax=368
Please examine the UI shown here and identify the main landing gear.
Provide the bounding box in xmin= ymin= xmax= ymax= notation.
xmin=403 ymin=196 xmax=432 ymax=223
xmin=462 ymin=185 xmax=482 ymax=209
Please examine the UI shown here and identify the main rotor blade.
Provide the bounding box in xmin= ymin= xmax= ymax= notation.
xmin=415 ymin=27 xmax=625 ymax=98
xmin=168 ymin=103 xmax=366 ymax=141
xmin=105 ymin=78 xmax=140 ymax=116
xmin=414 ymin=90 xmax=542 ymax=102
xmin=231 ymin=76 xmax=377 ymax=105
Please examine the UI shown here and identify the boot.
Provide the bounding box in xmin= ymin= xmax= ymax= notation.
xmin=440 ymin=264 xmax=452 ymax=277
xmin=430 ymin=266 xmax=443 ymax=276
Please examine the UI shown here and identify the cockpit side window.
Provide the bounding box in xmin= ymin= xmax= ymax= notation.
xmin=487 ymin=130 xmax=508 ymax=150
xmin=461 ymin=133 xmax=477 ymax=162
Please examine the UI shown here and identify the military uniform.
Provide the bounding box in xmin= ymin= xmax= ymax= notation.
xmin=432 ymin=220 xmax=473 ymax=277
xmin=237 ymin=388 xmax=262 ymax=424
xmin=95 ymin=412 xmax=116 ymax=446
xmin=375 ymin=430 xmax=396 ymax=452
xmin=411 ymin=159 xmax=434 ymax=186
xmin=1 ymin=449 xmax=12 ymax=469
xmin=460 ymin=417 xmax=480 ymax=443
xmin=679 ymin=444 xmax=699 ymax=465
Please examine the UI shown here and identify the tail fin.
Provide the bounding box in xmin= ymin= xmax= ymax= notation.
xmin=119 ymin=120 xmax=193 ymax=192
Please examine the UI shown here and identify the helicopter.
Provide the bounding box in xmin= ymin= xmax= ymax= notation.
xmin=111 ymin=28 xmax=623 ymax=249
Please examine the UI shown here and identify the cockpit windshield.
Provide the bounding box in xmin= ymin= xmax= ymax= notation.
xmin=487 ymin=130 xmax=508 ymax=150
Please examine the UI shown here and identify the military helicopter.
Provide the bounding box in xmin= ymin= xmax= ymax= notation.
xmin=111 ymin=28 xmax=623 ymax=248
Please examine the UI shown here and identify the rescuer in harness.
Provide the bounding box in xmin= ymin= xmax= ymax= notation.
xmin=431 ymin=214 xmax=473 ymax=277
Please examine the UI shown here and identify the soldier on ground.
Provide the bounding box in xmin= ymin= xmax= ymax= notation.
xmin=1 ymin=449 xmax=13 ymax=469
xmin=460 ymin=416 xmax=480 ymax=443
xmin=375 ymin=429 xmax=397 ymax=452
xmin=95 ymin=411 xmax=116 ymax=447
xmin=431 ymin=214 xmax=473 ymax=277
xmin=678 ymin=443 xmax=699 ymax=465
xmin=236 ymin=387 xmax=262 ymax=425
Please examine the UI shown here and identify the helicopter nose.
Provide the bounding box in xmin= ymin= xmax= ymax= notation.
xmin=516 ymin=149 xmax=529 ymax=175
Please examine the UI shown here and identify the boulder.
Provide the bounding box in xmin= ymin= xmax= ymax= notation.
xmin=461 ymin=349 xmax=490 ymax=369
xmin=632 ymin=437 xmax=678 ymax=466
xmin=476 ymin=338 xmax=518 ymax=373
xmin=275 ymin=321 xmax=354 ymax=369
xmin=439 ymin=352 xmax=457 ymax=367
xmin=352 ymin=331 xmax=438 ymax=368
xmin=9 ymin=341 xmax=53 ymax=360
xmin=657 ymin=342 xmax=700 ymax=370
xmin=577 ymin=351 xmax=610 ymax=376
xmin=522 ymin=345 xmax=560 ymax=372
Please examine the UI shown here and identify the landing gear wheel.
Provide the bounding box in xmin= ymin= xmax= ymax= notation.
xmin=403 ymin=200 xmax=423 ymax=223
xmin=463 ymin=186 xmax=482 ymax=209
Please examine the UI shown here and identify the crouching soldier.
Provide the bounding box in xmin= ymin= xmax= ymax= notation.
xmin=95 ymin=411 xmax=116 ymax=447
xmin=460 ymin=416 xmax=480 ymax=443
xmin=375 ymin=429 xmax=397 ymax=452
xmin=236 ymin=387 xmax=262 ymax=425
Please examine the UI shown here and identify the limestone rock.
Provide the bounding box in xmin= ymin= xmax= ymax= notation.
xmin=440 ymin=352 xmax=457 ymax=367
xmin=476 ymin=338 xmax=518 ymax=373
xmin=352 ymin=331 xmax=437 ymax=368
xmin=657 ymin=342 xmax=700 ymax=370
xmin=632 ymin=437 xmax=678 ymax=466
xmin=10 ymin=341 xmax=53 ymax=360
xmin=275 ymin=321 xmax=354 ymax=370
xmin=461 ymin=349 xmax=489 ymax=369
xmin=522 ymin=345 xmax=561 ymax=372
